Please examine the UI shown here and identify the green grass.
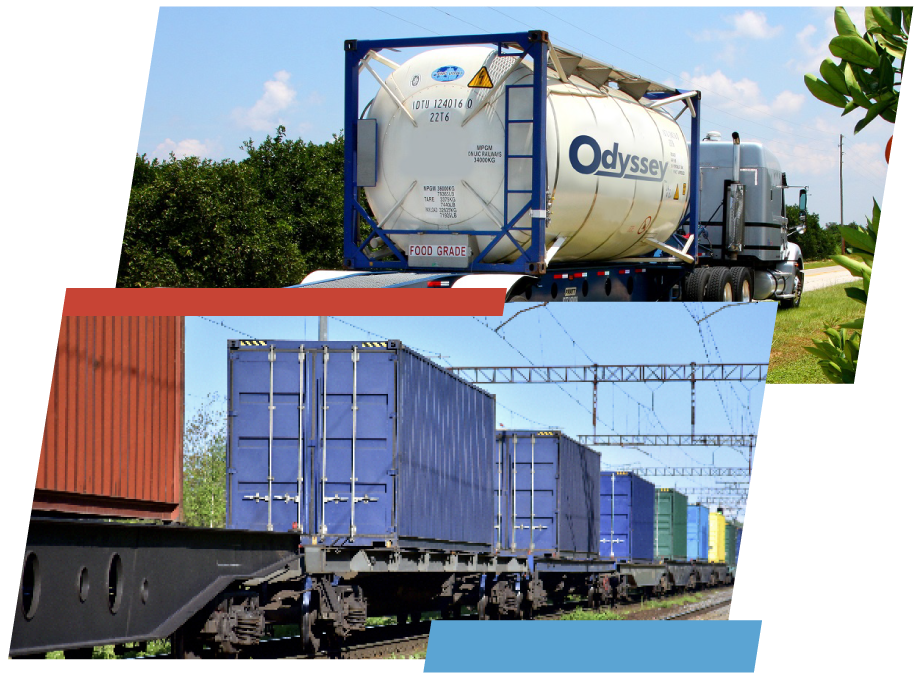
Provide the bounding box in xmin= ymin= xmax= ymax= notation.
xmin=390 ymin=650 xmax=427 ymax=659
xmin=45 ymin=639 xmax=172 ymax=659
xmin=561 ymin=607 xmax=625 ymax=620
xmin=768 ymin=283 xmax=865 ymax=384
xmin=803 ymin=258 xmax=838 ymax=270
xmin=640 ymin=593 xmax=703 ymax=610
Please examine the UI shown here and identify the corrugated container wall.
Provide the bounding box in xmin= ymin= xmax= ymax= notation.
xmin=34 ymin=316 xmax=184 ymax=520
xmin=725 ymin=520 xmax=738 ymax=566
xmin=227 ymin=340 xmax=495 ymax=551
xmin=599 ymin=471 xmax=655 ymax=561
xmin=654 ymin=488 xmax=688 ymax=560
xmin=495 ymin=431 xmax=600 ymax=558
xmin=708 ymin=511 xmax=727 ymax=563
xmin=687 ymin=503 xmax=710 ymax=561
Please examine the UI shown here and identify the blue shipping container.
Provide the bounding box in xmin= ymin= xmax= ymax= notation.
xmin=226 ymin=340 xmax=496 ymax=551
xmin=599 ymin=471 xmax=655 ymax=561
xmin=687 ymin=504 xmax=710 ymax=561
xmin=494 ymin=431 xmax=600 ymax=558
xmin=735 ymin=525 xmax=743 ymax=564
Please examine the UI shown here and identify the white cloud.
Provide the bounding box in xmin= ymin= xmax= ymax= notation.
xmin=771 ymin=90 xmax=806 ymax=115
xmin=232 ymin=70 xmax=297 ymax=132
xmin=731 ymin=11 xmax=783 ymax=39
xmin=698 ymin=10 xmax=782 ymax=42
xmin=154 ymin=138 xmax=216 ymax=159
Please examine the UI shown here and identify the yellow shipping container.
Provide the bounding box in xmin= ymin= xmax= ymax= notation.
xmin=708 ymin=511 xmax=726 ymax=563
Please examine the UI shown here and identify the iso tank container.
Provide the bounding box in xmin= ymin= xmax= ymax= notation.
xmin=654 ymin=488 xmax=688 ymax=560
xmin=34 ymin=316 xmax=184 ymax=521
xmin=227 ymin=340 xmax=495 ymax=551
xmin=708 ymin=511 xmax=727 ymax=563
xmin=687 ymin=503 xmax=710 ymax=561
xmin=364 ymin=45 xmax=690 ymax=265
xmin=494 ymin=431 xmax=600 ymax=558
xmin=599 ymin=471 xmax=654 ymax=561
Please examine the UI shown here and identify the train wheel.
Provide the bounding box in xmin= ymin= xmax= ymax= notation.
xmin=301 ymin=605 xmax=321 ymax=658
xmin=476 ymin=595 xmax=490 ymax=620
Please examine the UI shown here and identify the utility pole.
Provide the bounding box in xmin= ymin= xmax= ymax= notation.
xmin=318 ymin=316 xmax=328 ymax=341
xmin=840 ymin=134 xmax=845 ymax=254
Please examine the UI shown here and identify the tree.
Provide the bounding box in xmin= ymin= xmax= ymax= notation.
xmin=786 ymin=205 xmax=837 ymax=261
xmin=241 ymin=126 xmax=346 ymax=273
xmin=182 ymin=396 xmax=227 ymax=528
xmin=119 ymin=153 xmax=308 ymax=287
xmin=800 ymin=7 xmax=905 ymax=383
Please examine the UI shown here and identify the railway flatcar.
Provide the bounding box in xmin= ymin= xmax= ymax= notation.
xmin=13 ymin=334 xmax=739 ymax=658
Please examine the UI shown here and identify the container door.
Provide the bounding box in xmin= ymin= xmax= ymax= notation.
xmin=228 ymin=345 xmax=307 ymax=532
xmin=511 ymin=434 xmax=555 ymax=553
xmin=313 ymin=346 xmax=393 ymax=543
xmin=656 ymin=492 xmax=675 ymax=559
xmin=599 ymin=474 xmax=616 ymax=558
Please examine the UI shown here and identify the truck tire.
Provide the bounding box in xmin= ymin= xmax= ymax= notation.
xmin=704 ymin=267 xmax=732 ymax=301
xmin=684 ymin=268 xmax=711 ymax=301
xmin=729 ymin=267 xmax=753 ymax=302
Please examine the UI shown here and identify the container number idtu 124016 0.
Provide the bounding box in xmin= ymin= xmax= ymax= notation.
xmin=413 ymin=98 xmax=474 ymax=110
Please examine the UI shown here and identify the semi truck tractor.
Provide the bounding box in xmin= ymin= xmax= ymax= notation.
xmin=297 ymin=30 xmax=806 ymax=305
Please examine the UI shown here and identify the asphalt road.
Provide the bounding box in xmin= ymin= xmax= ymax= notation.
xmin=803 ymin=265 xmax=861 ymax=292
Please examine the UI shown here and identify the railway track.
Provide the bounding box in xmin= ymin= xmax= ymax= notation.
xmin=661 ymin=595 xmax=733 ymax=620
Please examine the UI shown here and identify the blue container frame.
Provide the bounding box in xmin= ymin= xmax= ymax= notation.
xmin=342 ymin=31 xmax=702 ymax=274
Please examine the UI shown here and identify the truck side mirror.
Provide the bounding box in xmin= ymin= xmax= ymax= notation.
xmin=798 ymin=189 xmax=808 ymax=227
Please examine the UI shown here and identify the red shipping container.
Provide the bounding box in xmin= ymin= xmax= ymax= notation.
xmin=33 ymin=317 xmax=184 ymax=520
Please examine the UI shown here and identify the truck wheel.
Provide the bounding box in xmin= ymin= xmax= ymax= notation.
xmin=729 ymin=267 xmax=753 ymax=302
xmin=684 ymin=268 xmax=711 ymax=301
xmin=704 ymin=267 xmax=732 ymax=301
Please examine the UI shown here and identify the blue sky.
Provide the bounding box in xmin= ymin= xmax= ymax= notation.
xmin=186 ymin=302 xmax=776 ymax=518
xmin=139 ymin=6 xmax=895 ymax=232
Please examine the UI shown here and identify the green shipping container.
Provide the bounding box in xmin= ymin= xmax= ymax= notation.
xmin=725 ymin=520 xmax=738 ymax=566
xmin=654 ymin=488 xmax=688 ymax=560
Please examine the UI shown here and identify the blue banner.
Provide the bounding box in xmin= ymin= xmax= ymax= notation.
xmin=425 ymin=620 xmax=761 ymax=673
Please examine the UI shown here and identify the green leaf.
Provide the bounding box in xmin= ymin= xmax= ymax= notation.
xmin=830 ymin=254 xmax=872 ymax=279
xmin=870 ymin=199 xmax=881 ymax=233
xmin=864 ymin=7 xmax=883 ymax=35
xmin=837 ymin=225 xmax=876 ymax=254
xmin=804 ymin=74 xmax=849 ymax=108
xmin=844 ymin=287 xmax=868 ymax=305
xmin=880 ymin=104 xmax=898 ymax=123
xmin=875 ymin=33 xmax=907 ymax=60
xmin=842 ymin=100 xmax=859 ymax=115
xmin=878 ymin=56 xmax=895 ymax=92
xmin=839 ymin=317 xmax=865 ymax=330
xmin=843 ymin=63 xmax=874 ymax=108
xmin=854 ymin=95 xmax=894 ymax=132
xmin=835 ymin=7 xmax=860 ymax=37
xmin=820 ymin=58 xmax=850 ymax=94
xmin=870 ymin=7 xmax=900 ymax=36
xmin=830 ymin=35 xmax=881 ymax=68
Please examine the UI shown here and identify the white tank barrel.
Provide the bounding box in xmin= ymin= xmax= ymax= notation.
xmin=364 ymin=46 xmax=690 ymax=264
